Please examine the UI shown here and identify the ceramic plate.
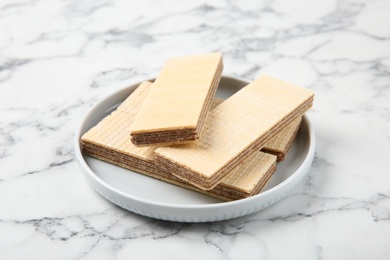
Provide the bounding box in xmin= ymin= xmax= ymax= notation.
xmin=74 ymin=76 xmax=315 ymax=222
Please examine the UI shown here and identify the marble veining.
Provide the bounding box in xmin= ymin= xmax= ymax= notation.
xmin=1 ymin=0 xmax=390 ymax=259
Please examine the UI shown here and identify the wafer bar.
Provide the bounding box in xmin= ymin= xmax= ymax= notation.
xmin=155 ymin=75 xmax=314 ymax=190
xmin=215 ymin=98 xmax=302 ymax=161
xmin=130 ymin=53 xmax=223 ymax=146
xmin=262 ymin=116 xmax=302 ymax=161
xmin=81 ymin=81 xmax=278 ymax=201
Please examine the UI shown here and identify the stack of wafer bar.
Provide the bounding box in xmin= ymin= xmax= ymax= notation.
xmin=155 ymin=75 xmax=314 ymax=190
xmin=130 ymin=53 xmax=223 ymax=146
xmin=81 ymin=75 xmax=312 ymax=201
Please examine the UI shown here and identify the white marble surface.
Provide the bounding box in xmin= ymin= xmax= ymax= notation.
xmin=1 ymin=0 xmax=390 ymax=259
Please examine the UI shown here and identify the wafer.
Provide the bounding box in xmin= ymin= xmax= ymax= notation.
xmin=155 ymin=75 xmax=314 ymax=190
xmin=262 ymin=116 xmax=302 ymax=161
xmin=214 ymin=98 xmax=302 ymax=161
xmin=130 ymin=53 xmax=223 ymax=146
xmin=81 ymin=81 xmax=278 ymax=201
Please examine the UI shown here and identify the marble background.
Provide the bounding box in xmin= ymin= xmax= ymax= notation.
xmin=1 ymin=0 xmax=390 ymax=259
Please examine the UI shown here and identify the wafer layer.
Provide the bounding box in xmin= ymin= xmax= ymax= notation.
xmin=155 ymin=75 xmax=314 ymax=190
xmin=262 ymin=116 xmax=302 ymax=161
xmin=81 ymin=81 xmax=278 ymax=201
xmin=130 ymin=53 xmax=223 ymax=146
xmin=214 ymin=98 xmax=301 ymax=161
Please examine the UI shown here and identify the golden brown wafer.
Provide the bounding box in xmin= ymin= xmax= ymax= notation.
xmin=155 ymin=75 xmax=314 ymax=190
xmin=130 ymin=53 xmax=223 ymax=146
xmin=262 ymin=117 xmax=303 ymax=161
xmin=81 ymin=81 xmax=278 ymax=201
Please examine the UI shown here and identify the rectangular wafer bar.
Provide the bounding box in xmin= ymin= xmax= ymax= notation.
xmin=155 ymin=75 xmax=314 ymax=190
xmin=81 ymin=81 xmax=278 ymax=201
xmin=213 ymin=98 xmax=303 ymax=161
xmin=130 ymin=53 xmax=223 ymax=146
xmin=262 ymin=116 xmax=303 ymax=161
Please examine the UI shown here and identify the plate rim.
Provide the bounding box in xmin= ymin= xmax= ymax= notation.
xmin=74 ymin=75 xmax=316 ymax=221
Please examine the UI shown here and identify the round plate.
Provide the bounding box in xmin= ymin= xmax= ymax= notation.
xmin=74 ymin=76 xmax=315 ymax=222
